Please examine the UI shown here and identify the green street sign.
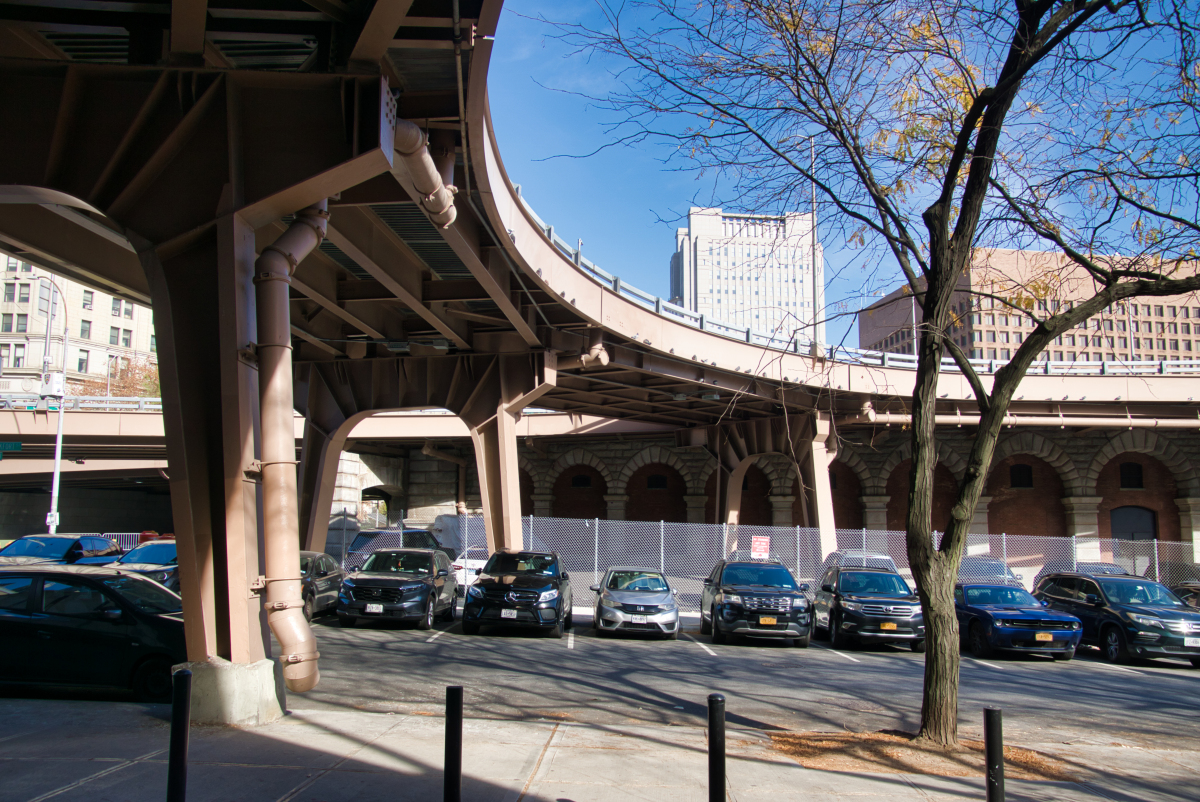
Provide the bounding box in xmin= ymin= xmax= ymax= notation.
xmin=0 ymin=442 xmax=21 ymax=452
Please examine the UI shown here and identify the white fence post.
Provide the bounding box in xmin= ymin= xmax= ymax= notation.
xmin=1154 ymin=538 xmax=1160 ymax=581
xmin=1002 ymin=532 xmax=1007 ymax=567
xmin=1071 ymin=534 xmax=1078 ymax=572
xmin=722 ymin=522 xmax=728 ymax=556
xmin=594 ymin=517 xmax=599 ymax=589
xmin=659 ymin=520 xmax=665 ymax=573
xmin=796 ymin=525 xmax=801 ymax=577
xmin=861 ymin=528 xmax=867 ymax=566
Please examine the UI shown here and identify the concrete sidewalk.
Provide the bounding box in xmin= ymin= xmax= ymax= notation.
xmin=0 ymin=697 xmax=1195 ymax=802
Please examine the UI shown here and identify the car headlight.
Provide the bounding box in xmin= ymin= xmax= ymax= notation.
xmin=841 ymin=601 xmax=862 ymax=612
xmin=792 ymin=597 xmax=808 ymax=609
xmin=660 ymin=598 xmax=678 ymax=610
xmin=717 ymin=593 xmax=742 ymax=606
xmin=538 ymin=589 xmax=559 ymax=602
xmin=1071 ymin=621 xmax=1081 ymax=630
xmin=600 ymin=596 xmax=621 ymax=608
xmin=466 ymin=585 xmax=483 ymax=599
xmin=1129 ymin=613 xmax=1164 ymax=629
xmin=156 ymin=571 xmax=173 ymax=583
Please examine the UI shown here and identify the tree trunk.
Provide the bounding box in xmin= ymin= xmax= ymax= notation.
xmin=916 ymin=557 xmax=960 ymax=745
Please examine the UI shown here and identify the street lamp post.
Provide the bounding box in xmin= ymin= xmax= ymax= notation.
xmin=38 ymin=276 xmax=69 ymax=534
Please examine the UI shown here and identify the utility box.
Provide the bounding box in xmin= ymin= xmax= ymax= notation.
xmin=40 ymin=372 xmax=65 ymax=399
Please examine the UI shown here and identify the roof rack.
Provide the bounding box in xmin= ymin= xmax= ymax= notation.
xmin=727 ymin=551 xmax=785 ymax=564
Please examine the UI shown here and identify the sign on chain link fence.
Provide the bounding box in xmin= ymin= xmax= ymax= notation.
xmin=451 ymin=515 xmax=1199 ymax=611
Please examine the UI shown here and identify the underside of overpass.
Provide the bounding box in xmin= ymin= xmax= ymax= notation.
xmin=1 ymin=0 xmax=1198 ymax=722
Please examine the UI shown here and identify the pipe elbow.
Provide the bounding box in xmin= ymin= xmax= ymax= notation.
xmin=394 ymin=119 xmax=427 ymax=156
xmin=269 ymin=605 xmax=319 ymax=692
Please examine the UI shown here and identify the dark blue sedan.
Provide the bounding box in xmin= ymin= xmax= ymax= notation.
xmin=0 ymin=534 xmax=124 ymax=567
xmin=955 ymin=583 xmax=1082 ymax=660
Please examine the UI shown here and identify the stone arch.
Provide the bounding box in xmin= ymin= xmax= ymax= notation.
xmin=614 ymin=445 xmax=694 ymax=496
xmin=695 ymin=457 xmax=720 ymax=497
xmin=869 ymin=440 xmax=967 ymax=495
xmin=756 ymin=454 xmax=796 ymax=496
xmin=547 ymin=449 xmax=614 ymax=490
xmin=834 ymin=449 xmax=873 ymax=491
xmin=519 ymin=454 xmax=550 ymax=496
xmin=992 ymin=432 xmax=1084 ymax=496
xmin=1083 ymin=430 xmax=1199 ymax=496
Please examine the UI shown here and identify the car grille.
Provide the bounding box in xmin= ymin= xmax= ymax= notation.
xmin=1164 ymin=620 xmax=1200 ymax=634
xmin=482 ymin=588 xmax=540 ymax=604
xmin=622 ymin=621 xmax=660 ymax=630
xmin=743 ymin=596 xmax=791 ymax=612
xmin=352 ymin=586 xmax=405 ymax=604
xmin=861 ymin=604 xmax=917 ymax=618
xmin=1001 ymin=620 xmax=1074 ymax=630
xmin=620 ymin=603 xmax=664 ymax=614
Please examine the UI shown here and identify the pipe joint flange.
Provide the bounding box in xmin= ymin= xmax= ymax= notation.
xmin=280 ymin=652 xmax=321 ymax=664
xmin=292 ymin=215 xmax=329 ymax=244
xmin=254 ymin=245 xmax=297 ymax=281
xmin=265 ymin=599 xmax=305 ymax=611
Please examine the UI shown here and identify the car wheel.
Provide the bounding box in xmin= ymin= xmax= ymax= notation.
xmin=1102 ymin=625 xmax=1129 ymax=664
xmin=829 ymin=614 xmax=850 ymax=649
xmin=664 ymin=629 xmax=678 ymax=641
xmin=710 ymin=608 xmax=727 ymax=645
xmin=462 ymin=621 xmax=479 ymax=635
xmin=338 ymin=614 xmax=357 ymax=628
xmin=910 ymin=639 xmax=927 ymax=654
xmin=418 ymin=598 xmax=435 ymax=631
xmin=1189 ymin=657 xmax=1200 ymax=669
xmin=969 ymin=623 xmax=993 ymax=659
xmin=548 ymin=619 xmax=564 ymax=639
xmin=441 ymin=598 xmax=456 ymax=623
xmin=302 ymin=595 xmax=314 ymax=623
xmin=793 ymin=634 xmax=811 ymax=648
xmin=132 ymin=657 xmax=174 ymax=703
xmin=1053 ymin=647 xmax=1075 ymax=662
xmin=700 ymin=610 xmax=712 ymax=636
xmin=565 ymin=608 xmax=573 ymax=630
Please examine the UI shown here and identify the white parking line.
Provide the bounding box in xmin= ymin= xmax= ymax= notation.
xmin=682 ymin=632 xmax=717 ymax=656
xmin=567 ymin=631 xmax=575 ymax=650
xmin=1085 ymin=661 xmax=1143 ymax=675
xmin=812 ymin=644 xmax=861 ymax=663
xmin=426 ymin=630 xmax=446 ymax=643
xmin=962 ymin=656 xmax=1006 ymax=670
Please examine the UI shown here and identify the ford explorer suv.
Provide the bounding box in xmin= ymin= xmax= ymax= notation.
xmin=700 ymin=557 xmax=812 ymax=647
xmin=814 ymin=565 xmax=926 ymax=651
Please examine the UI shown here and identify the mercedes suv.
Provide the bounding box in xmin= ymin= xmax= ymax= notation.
xmin=462 ymin=550 xmax=573 ymax=638
xmin=813 ymin=565 xmax=926 ymax=651
xmin=699 ymin=557 xmax=812 ymax=647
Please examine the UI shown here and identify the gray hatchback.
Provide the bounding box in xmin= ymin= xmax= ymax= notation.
xmin=591 ymin=567 xmax=680 ymax=638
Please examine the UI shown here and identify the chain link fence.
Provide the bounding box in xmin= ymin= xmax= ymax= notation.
xmin=447 ymin=515 xmax=1199 ymax=609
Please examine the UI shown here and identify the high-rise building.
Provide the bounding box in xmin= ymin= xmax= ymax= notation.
xmin=857 ymin=248 xmax=1200 ymax=362
xmin=0 ymin=254 xmax=157 ymax=394
xmin=670 ymin=207 xmax=824 ymax=343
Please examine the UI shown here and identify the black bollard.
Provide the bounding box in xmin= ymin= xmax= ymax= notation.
xmin=444 ymin=686 xmax=463 ymax=802
xmin=708 ymin=693 xmax=726 ymax=802
xmin=984 ymin=707 xmax=1004 ymax=802
xmin=166 ymin=668 xmax=192 ymax=802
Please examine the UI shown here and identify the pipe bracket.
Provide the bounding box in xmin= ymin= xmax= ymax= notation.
xmin=280 ymin=652 xmax=321 ymax=664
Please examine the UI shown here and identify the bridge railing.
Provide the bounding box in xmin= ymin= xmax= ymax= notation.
xmin=0 ymin=394 xmax=163 ymax=411
xmin=513 ymin=190 xmax=1200 ymax=377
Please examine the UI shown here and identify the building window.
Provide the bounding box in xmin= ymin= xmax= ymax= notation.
xmin=571 ymin=474 xmax=592 ymax=488
xmin=1155 ymin=305 xmax=1164 ymax=316
xmin=3 ymin=258 xmax=13 ymax=272
xmin=1054 ymin=351 xmax=1063 ymax=360
xmin=1010 ymin=464 xmax=1034 ymax=488
xmin=0 ymin=314 xmax=9 ymax=332
xmin=150 ymin=335 xmax=156 ymax=353
xmin=121 ymin=329 xmax=131 ymax=348
xmin=986 ymin=348 xmax=997 ymax=359
xmin=82 ymin=290 xmax=93 ymax=310
xmin=0 ymin=345 xmax=7 ymax=367
xmin=77 ymin=350 xmax=89 ymax=373
xmin=17 ymin=284 xmax=29 ymax=304
xmin=2 ymin=283 xmax=12 ymax=302
xmin=20 ymin=263 xmax=31 ymax=273
xmin=15 ymin=314 xmax=26 ymax=333
xmin=646 ymin=474 xmax=668 ymax=489
xmin=80 ymin=320 xmax=91 ymax=340
xmin=112 ymin=298 xmax=121 ymax=316
xmin=123 ymin=303 xmax=133 ymax=319
xmin=12 ymin=344 xmax=24 ymax=367
xmin=1168 ymin=306 xmax=1177 ymax=317
xmin=109 ymin=326 xmax=120 ymax=345
xmin=1170 ymin=339 xmax=1179 ymax=351
xmin=1119 ymin=462 xmax=1144 ymax=489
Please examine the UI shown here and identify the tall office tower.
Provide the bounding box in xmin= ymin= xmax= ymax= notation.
xmin=670 ymin=207 xmax=824 ymax=344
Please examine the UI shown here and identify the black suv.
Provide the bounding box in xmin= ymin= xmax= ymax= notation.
xmin=1034 ymin=572 xmax=1200 ymax=666
xmin=462 ymin=550 xmax=572 ymax=638
xmin=699 ymin=557 xmax=812 ymax=646
xmin=337 ymin=548 xmax=457 ymax=629
xmin=813 ymin=565 xmax=925 ymax=651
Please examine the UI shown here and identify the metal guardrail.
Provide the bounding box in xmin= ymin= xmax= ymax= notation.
xmin=0 ymin=394 xmax=163 ymax=411
xmin=514 ymin=191 xmax=1200 ymax=377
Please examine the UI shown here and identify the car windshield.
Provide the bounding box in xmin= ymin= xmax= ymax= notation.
xmin=119 ymin=542 xmax=176 ymax=566
xmin=607 ymin=571 xmax=669 ymax=592
xmin=965 ymin=586 xmax=1038 ymax=606
xmin=483 ymin=552 xmax=558 ymax=576
xmin=101 ymin=575 xmax=182 ymax=614
xmin=1 ymin=537 xmax=73 ymax=558
xmin=721 ymin=564 xmax=798 ymax=589
xmin=838 ymin=571 xmax=911 ymax=596
xmin=1099 ymin=579 xmax=1183 ymax=606
xmin=362 ymin=551 xmax=432 ymax=575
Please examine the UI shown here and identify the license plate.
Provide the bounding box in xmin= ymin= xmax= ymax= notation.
xmin=1186 ymin=637 xmax=1200 ymax=648
xmin=631 ymin=615 xmax=648 ymax=624
xmin=759 ymin=616 xmax=777 ymax=626
xmin=880 ymin=622 xmax=897 ymax=631
xmin=364 ymin=603 xmax=383 ymax=614
xmin=501 ymin=608 xmax=518 ymax=619
xmin=1035 ymin=632 xmax=1053 ymax=642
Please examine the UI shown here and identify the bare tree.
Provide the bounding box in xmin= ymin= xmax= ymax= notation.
xmin=553 ymin=0 xmax=1200 ymax=744
xmin=76 ymin=357 xmax=160 ymax=398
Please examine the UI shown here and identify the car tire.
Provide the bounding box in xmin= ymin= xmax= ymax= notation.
xmin=664 ymin=629 xmax=678 ymax=641
xmin=829 ymin=614 xmax=850 ymax=649
xmin=462 ymin=621 xmax=480 ymax=635
xmin=338 ymin=614 xmax=357 ymax=628
xmin=710 ymin=608 xmax=727 ymax=645
xmin=418 ymin=598 xmax=435 ymax=631
xmin=1102 ymin=625 xmax=1129 ymax=664
xmin=302 ymin=595 xmax=315 ymax=623
xmin=565 ymin=608 xmax=573 ymax=630
xmin=132 ymin=657 xmax=174 ymax=703
xmin=1053 ymin=647 xmax=1075 ymax=662
xmin=969 ymin=623 xmax=993 ymax=659
xmin=910 ymin=639 xmax=927 ymax=654
xmin=793 ymin=634 xmax=811 ymax=648
xmin=700 ymin=611 xmax=712 ymax=635
xmin=441 ymin=599 xmax=456 ymax=623
xmin=1189 ymin=657 xmax=1200 ymax=669
xmin=548 ymin=619 xmax=564 ymax=639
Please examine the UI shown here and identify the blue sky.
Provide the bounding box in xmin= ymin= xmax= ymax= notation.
xmin=485 ymin=1 xmax=875 ymax=348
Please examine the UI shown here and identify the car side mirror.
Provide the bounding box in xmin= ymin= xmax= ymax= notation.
xmin=589 ymin=584 xmax=600 ymax=593
xmin=471 ymin=568 xmax=479 ymax=575
xmin=1041 ymin=599 xmax=1050 ymax=607
xmin=799 ymin=583 xmax=810 ymax=593
xmin=672 ymin=588 xmax=679 ymax=596
xmin=102 ymin=609 xmax=123 ymax=621
xmin=437 ymin=569 xmax=449 ymax=577
xmin=821 ymin=584 xmax=833 ymax=593
xmin=1086 ymin=594 xmax=1102 ymax=606
xmin=562 ymin=572 xmax=570 ymax=580
xmin=702 ymin=578 xmax=712 ymax=586
xmin=316 ymin=569 xmax=328 ymax=578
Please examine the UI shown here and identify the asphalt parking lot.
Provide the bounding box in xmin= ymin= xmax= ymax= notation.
xmin=289 ymin=604 xmax=1200 ymax=749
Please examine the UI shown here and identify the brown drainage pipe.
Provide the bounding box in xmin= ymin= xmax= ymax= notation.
xmin=395 ymin=120 xmax=458 ymax=228
xmin=255 ymin=200 xmax=329 ymax=693
xmin=557 ymin=329 xmax=610 ymax=370
xmin=422 ymin=441 xmax=469 ymax=515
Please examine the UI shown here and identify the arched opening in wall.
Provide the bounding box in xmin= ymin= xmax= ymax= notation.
xmin=985 ymin=455 xmax=1066 ymax=537
xmin=1096 ymin=452 xmax=1179 ymax=541
xmin=552 ymin=465 xmax=607 ymax=520
xmin=1111 ymin=506 xmax=1157 ymax=540
xmin=624 ymin=463 xmax=687 ymax=522
xmin=885 ymin=460 xmax=958 ymax=533
xmin=702 ymin=462 xmax=772 ymax=525
xmin=360 ymin=485 xmax=403 ymax=528
xmin=825 ymin=461 xmax=863 ymax=529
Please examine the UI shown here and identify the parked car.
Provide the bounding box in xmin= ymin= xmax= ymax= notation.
xmin=813 ymin=565 xmax=925 ymax=651
xmin=300 ymin=551 xmax=345 ymax=621
xmin=1171 ymin=581 xmax=1200 ymax=608
xmin=700 ymin=557 xmax=812 ymax=647
xmin=116 ymin=540 xmax=179 ymax=590
xmin=337 ymin=548 xmax=457 ymax=629
xmin=1032 ymin=560 xmax=1128 ymax=590
xmin=452 ymin=546 xmax=489 ymax=596
xmin=344 ymin=529 xmax=457 ymax=569
xmin=0 ymin=534 xmax=123 ymax=567
xmin=462 ymin=550 xmax=573 ymax=638
xmin=1034 ymin=572 xmax=1200 ymax=666
xmin=958 ymin=556 xmax=1023 ymax=586
xmin=818 ymin=550 xmax=898 ymax=574
xmin=0 ymin=565 xmax=185 ymax=701
xmin=955 ymin=582 xmax=1081 ymax=660
xmin=591 ymin=567 xmax=680 ymax=639
xmin=1147 ymin=561 xmax=1200 ymax=586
